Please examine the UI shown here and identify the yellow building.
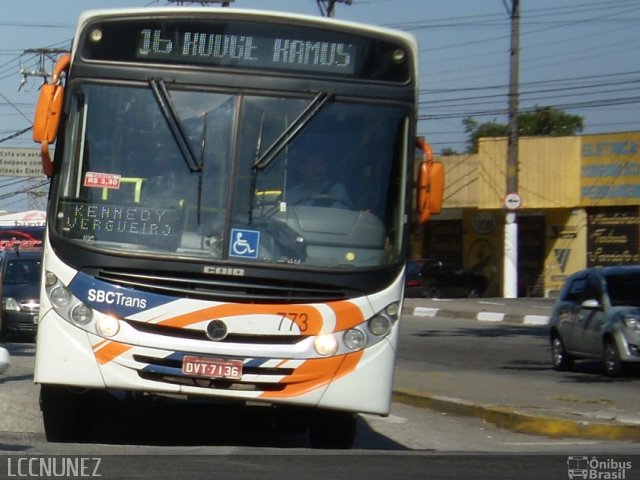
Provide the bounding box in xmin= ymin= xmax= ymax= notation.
xmin=414 ymin=131 xmax=640 ymax=297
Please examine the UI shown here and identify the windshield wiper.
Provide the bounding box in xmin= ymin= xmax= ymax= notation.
xmin=150 ymin=78 xmax=207 ymax=227
xmin=149 ymin=78 xmax=202 ymax=173
xmin=252 ymin=89 xmax=335 ymax=172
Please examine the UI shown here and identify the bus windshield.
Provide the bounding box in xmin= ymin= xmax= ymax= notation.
xmin=54 ymin=82 xmax=408 ymax=269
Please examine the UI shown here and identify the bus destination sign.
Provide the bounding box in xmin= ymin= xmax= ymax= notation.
xmin=137 ymin=28 xmax=356 ymax=75
xmin=59 ymin=201 xmax=182 ymax=251
xmin=81 ymin=18 xmax=410 ymax=82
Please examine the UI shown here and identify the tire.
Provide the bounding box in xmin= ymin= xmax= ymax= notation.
xmin=40 ymin=385 xmax=93 ymax=442
xmin=603 ymin=339 xmax=624 ymax=377
xmin=426 ymin=286 xmax=441 ymax=299
xmin=309 ymin=410 xmax=357 ymax=449
xmin=551 ymin=334 xmax=573 ymax=371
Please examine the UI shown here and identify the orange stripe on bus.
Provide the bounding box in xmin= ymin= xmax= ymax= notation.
xmin=92 ymin=339 xmax=109 ymax=350
xmin=94 ymin=341 xmax=131 ymax=365
xmin=261 ymin=351 xmax=363 ymax=399
xmin=159 ymin=303 xmax=325 ymax=334
xmin=329 ymin=300 xmax=365 ymax=332
xmin=156 ymin=301 xmax=366 ymax=335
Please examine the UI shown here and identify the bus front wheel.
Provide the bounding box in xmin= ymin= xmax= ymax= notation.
xmin=309 ymin=410 xmax=357 ymax=449
xmin=40 ymin=385 xmax=93 ymax=442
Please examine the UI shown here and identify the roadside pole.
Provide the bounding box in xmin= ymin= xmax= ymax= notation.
xmin=503 ymin=193 xmax=522 ymax=298
xmin=503 ymin=0 xmax=520 ymax=298
xmin=503 ymin=210 xmax=518 ymax=298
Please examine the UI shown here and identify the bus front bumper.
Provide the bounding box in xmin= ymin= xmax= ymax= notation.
xmin=34 ymin=310 xmax=396 ymax=415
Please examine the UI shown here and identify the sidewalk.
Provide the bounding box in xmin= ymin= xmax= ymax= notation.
xmin=402 ymin=296 xmax=555 ymax=325
xmin=392 ymin=297 xmax=640 ymax=441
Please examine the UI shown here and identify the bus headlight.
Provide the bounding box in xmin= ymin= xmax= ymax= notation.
xmin=45 ymin=270 xmax=101 ymax=334
xmin=45 ymin=272 xmax=58 ymax=287
xmin=50 ymin=286 xmax=72 ymax=308
xmin=302 ymin=302 xmax=402 ymax=357
xmin=314 ymin=334 xmax=338 ymax=356
xmin=97 ymin=316 xmax=120 ymax=337
xmin=368 ymin=315 xmax=391 ymax=336
xmin=71 ymin=303 xmax=93 ymax=326
xmin=385 ymin=302 xmax=400 ymax=318
xmin=344 ymin=329 xmax=366 ymax=350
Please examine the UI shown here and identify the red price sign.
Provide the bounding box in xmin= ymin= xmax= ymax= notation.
xmin=84 ymin=172 xmax=122 ymax=189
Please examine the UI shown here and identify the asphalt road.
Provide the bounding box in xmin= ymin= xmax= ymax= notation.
xmin=396 ymin=304 xmax=640 ymax=442
xmin=398 ymin=314 xmax=550 ymax=371
xmin=0 ymin=308 xmax=639 ymax=479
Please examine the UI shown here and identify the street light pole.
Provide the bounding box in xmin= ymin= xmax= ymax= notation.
xmin=503 ymin=0 xmax=520 ymax=298
xmin=317 ymin=0 xmax=352 ymax=17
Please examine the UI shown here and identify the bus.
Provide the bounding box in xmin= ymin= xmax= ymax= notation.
xmin=32 ymin=7 xmax=443 ymax=447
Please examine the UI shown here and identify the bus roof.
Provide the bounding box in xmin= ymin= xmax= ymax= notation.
xmin=72 ymin=7 xmax=418 ymax=66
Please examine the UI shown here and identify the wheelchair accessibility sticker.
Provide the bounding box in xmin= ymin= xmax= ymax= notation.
xmin=229 ymin=228 xmax=260 ymax=258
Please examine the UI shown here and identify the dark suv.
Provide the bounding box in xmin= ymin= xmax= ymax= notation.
xmin=404 ymin=259 xmax=488 ymax=298
xmin=0 ymin=249 xmax=43 ymax=339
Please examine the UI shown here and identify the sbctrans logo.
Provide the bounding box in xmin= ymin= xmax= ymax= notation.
xmin=567 ymin=456 xmax=632 ymax=480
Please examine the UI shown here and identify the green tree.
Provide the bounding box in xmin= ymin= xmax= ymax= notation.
xmin=518 ymin=106 xmax=584 ymax=137
xmin=440 ymin=147 xmax=459 ymax=156
xmin=463 ymin=117 xmax=508 ymax=153
xmin=462 ymin=107 xmax=584 ymax=153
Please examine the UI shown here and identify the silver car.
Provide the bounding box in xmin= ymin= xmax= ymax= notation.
xmin=549 ymin=265 xmax=640 ymax=376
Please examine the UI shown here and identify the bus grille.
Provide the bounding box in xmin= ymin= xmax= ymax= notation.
xmin=92 ymin=268 xmax=350 ymax=303
xmin=123 ymin=319 xmax=303 ymax=345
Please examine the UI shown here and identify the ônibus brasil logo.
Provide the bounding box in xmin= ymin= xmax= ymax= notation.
xmin=567 ymin=456 xmax=632 ymax=480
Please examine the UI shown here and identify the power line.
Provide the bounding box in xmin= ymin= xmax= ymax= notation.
xmin=0 ymin=126 xmax=31 ymax=144
xmin=0 ymin=0 xmax=638 ymax=156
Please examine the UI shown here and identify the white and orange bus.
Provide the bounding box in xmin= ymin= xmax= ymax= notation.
xmin=32 ymin=7 xmax=443 ymax=446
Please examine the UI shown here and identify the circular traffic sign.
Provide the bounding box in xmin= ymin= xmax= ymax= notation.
xmin=504 ymin=192 xmax=522 ymax=210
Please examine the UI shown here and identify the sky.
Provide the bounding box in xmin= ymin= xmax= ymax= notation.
xmin=1 ymin=0 xmax=639 ymax=212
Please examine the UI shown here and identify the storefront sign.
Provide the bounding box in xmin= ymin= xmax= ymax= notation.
xmin=587 ymin=206 xmax=640 ymax=267
xmin=581 ymin=133 xmax=640 ymax=205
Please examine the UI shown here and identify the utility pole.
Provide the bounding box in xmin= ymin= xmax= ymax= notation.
xmin=317 ymin=0 xmax=352 ymax=17
xmin=20 ymin=48 xmax=69 ymax=87
xmin=27 ymin=178 xmax=49 ymax=210
xmin=503 ymin=0 xmax=520 ymax=298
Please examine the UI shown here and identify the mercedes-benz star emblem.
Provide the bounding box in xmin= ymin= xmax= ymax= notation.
xmin=206 ymin=319 xmax=228 ymax=341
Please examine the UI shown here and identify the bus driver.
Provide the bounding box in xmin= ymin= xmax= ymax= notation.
xmin=286 ymin=156 xmax=351 ymax=208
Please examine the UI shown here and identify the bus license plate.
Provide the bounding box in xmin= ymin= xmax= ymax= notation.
xmin=182 ymin=356 xmax=243 ymax=380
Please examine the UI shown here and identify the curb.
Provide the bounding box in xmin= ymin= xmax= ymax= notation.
xmin=392 ymin=388 xmax=640 ymax=441
xmin=409 ymin=306 xmax=550 ymax=326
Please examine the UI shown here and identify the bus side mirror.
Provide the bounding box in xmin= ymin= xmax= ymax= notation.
xmin=416 ymin=137 xmax=444 ymax=224
xmin=33 ymin=83 xmax=64 ymax=144
xmin=33 ymin=54 xmax=70 ymax=176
